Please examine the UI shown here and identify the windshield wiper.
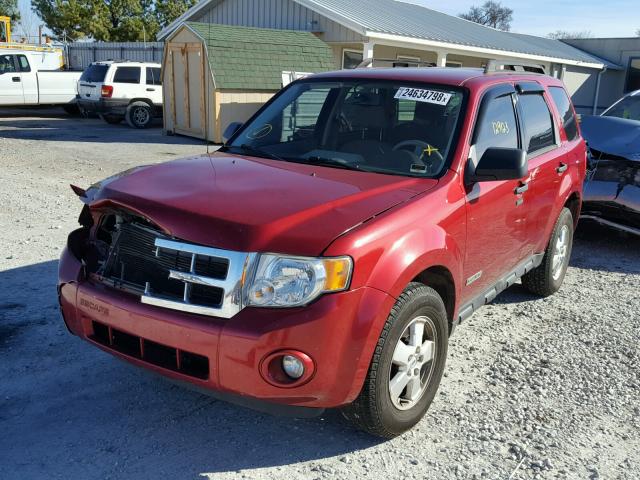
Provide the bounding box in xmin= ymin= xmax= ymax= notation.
xmin=304 ymin=156 xmax=362 ymax=171
xmin=230 ymin=144 xmax=287 ymax=162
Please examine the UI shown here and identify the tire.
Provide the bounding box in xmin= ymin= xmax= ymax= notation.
xmin=100 ymin=114 xmax=123 ymax=125
xmin=125 ymin=101 xmax=153 ymax=129
xmin=522 ymin=207 xmax=574 ymax=297
xmin=342 ymin=283 xmax=449 ymax=438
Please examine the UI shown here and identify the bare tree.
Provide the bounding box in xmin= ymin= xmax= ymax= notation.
xmin=16 ymin=7 xmax=41 ymax=43
xmin=547 ymin=30 xmax=593 ymax=40
xmin=459 ymin=1 xmax=513 ymax=31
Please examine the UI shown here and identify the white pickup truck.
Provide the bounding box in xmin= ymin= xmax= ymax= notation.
xmin=0 ymin=50 xmax=82 ymax=111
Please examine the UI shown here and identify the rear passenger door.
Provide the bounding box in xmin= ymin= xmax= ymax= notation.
xmin=515 ymin=83 xmax=564 ymax=253
xmin=112 ymin=66 xmax=141 ymax=100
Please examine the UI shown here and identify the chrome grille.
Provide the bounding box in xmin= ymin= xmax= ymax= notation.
xmin=141 ymin=238 xmax=256 ymax=318
xmin=99 ymin=221 xmax=254 ymax=318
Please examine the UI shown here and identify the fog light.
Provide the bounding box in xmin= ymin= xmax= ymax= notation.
xmin=282 ymin=355 xmax=305 ymax=379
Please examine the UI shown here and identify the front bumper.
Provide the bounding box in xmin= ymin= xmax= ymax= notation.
xmin=58 ymin=247 xmax=395 ymax=410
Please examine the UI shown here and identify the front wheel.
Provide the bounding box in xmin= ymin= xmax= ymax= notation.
xmin=522 ymin=207 xmax=574 ymax=297
xmin=342 ymin=283 xmax=448 ymax=438
xmin=125 ymin=102 xmax=153 ymax=129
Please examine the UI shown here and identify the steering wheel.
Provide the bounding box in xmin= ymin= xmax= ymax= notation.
xmin=392 ymin=140 xmax=444 ymax=173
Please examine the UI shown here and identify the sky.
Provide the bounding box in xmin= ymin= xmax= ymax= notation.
xmin=414 ymin=0 xmax=639 ymax=37
xmin=13 ymin=0 xmax=640 ymax=40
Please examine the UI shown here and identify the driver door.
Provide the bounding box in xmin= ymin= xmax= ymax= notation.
xmin=0 ymin=54 xmax=25 ymax=105
xmin=462 ymin=85 xmax=530 ymax=302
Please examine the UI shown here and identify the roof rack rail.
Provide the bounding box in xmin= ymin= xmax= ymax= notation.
xmin=484 ymin=60 xmax=546 ymax=74
xmin=356 ymin=58 xmax=435 ymax=68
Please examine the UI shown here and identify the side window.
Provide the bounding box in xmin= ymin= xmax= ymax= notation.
xmin=0 ymin=54 xmax=17 ymax=74
xmin=474 ymin=94 xmax=519 ymax=161
xmin=113 ymin=66 xmax=141 ymax=84
xmin=519 ymin=93 xmax=555 ymax=154
xmin=549 ymin=87 xmax=578 ymax=141
xmin=17 ymin=55 xmax=31 ymax=72
xmin=281 ymin=87 xmax=331 ymax=141
xmin=146 ymin=67 xmax=162 ymax=86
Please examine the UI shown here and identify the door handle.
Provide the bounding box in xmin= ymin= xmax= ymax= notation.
xmin=12 ymin=76 xmax=20 ymax=82
xmin=146 ymin=88 xmax=155 ymax=91
xmin=556 ymin=163 xmax=568 ymax=174
xmin=514 ymin=182 xmax=529 ymax=195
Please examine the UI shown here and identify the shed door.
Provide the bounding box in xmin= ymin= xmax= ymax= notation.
xmin=169 ymin=42 xmax=205 ymax=137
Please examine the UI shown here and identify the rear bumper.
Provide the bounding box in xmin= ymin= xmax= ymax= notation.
xmin=58 ymin=247 xmax=396 ymax=411
xmin=76 ymin=97 xmax=127 ymax=115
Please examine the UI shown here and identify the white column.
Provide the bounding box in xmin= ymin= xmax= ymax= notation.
xmin=363 ymin=40 xmax=375 ymax=67
xmin=436 ymin=51 xmax=447 ymax=67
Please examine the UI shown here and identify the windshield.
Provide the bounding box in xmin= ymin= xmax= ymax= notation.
xmin=80 ymin=64 xmax=109 ymax=83
xmin=602 ymin=94 xmax=640 ymax=121
xmin=226 ymin=80 xmax=465 ymax=177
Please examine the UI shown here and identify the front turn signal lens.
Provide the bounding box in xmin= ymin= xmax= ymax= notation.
xmin=322 ymin=257 xmax=353 ymax=291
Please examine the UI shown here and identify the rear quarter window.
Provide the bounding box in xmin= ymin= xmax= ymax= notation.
xmin=519 ymin=93 xmax=555 ymax=154
xmin=549 ymin=87 xmax=578 ymax=141
xmin=113 ymin=66 xmax=141 ymax=84
xmin=80 ymin=64 xmax=109 ymax=83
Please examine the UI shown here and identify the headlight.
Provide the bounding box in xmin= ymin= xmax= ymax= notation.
xmin=245 ymin=254 xmax=352 ymax=307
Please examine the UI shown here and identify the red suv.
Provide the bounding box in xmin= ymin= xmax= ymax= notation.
xmin=59 ymin=67 xmax=585 ymax=438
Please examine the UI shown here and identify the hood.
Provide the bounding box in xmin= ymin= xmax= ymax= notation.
xmin=581 ymin=115 xmax=640 ymax=161
xmin=87 ymin=153 xmax=438 ymax=255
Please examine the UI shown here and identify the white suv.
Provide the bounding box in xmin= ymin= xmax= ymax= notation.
xmin=76 ymin=61 xmax=162 ymax=128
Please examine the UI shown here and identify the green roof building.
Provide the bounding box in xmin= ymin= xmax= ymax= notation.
xmin=162 ymin=22 xmax=335 ymax=143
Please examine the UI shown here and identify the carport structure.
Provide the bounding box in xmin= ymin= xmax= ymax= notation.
xmin=162 ymin=22 xmax=335 ymax=143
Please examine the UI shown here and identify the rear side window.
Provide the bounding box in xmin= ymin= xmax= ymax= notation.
xmin=80 ymin=64 xmax=108 ymax=83
xmin=146 ymin=67 xmax=162 ymax=86
xmin=17 ymin=55 xmax=30 ymax=72
xmin=549 ymin=87 xmax=578 ymax=141
xmin=474 ymin=94 xmax=519 ymax=160
xmin=113 ymin=66 xmax=141 ymax=84
xmin=519 ymin=94 xmax=555 ymax=154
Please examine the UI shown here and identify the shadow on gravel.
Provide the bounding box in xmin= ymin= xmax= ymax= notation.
xmin=0 ymin=109 xmax=209 ymax=146
xmin=572 ymin=220 xmax=640 ymax=274
xmin=1 ymin=260 xmax=381 ymax=479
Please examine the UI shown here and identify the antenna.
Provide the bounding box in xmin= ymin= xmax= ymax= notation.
xmin=206 ymin=19 xmax=211 ymax=155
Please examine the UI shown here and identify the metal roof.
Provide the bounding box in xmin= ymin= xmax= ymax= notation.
xmin=295 ymin=0 xmax=615 ymax=67
xmin=160 ymin=0 xmax=620 ymax=69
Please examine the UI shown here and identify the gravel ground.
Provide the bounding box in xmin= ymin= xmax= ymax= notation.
xmin=1 ymin=109 xmax=638 ymax=480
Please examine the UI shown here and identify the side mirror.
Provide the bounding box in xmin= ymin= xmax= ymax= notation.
xmin=468 ymin=147 xmax=528 ymax=183
xmin=222 ymin=122 xmax=243 ymax=143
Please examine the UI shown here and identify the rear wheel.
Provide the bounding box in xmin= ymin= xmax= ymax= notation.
xmin=126 ymin=101 xmax=153 ymax=129
xmin=342 ymin=283 xmax=448 ymax=438
xmin=522 ymin=207 xmax=574 ymax=296
xmin=100 ymin=114 xmax=123 ymax=125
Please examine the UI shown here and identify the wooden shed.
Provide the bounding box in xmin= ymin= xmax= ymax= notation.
xmin=162 ymin=22 xmax=335 ymax=143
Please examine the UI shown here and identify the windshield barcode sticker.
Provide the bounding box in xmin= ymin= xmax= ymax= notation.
xmin=395 ymin=88 xmax=452 ymax=105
